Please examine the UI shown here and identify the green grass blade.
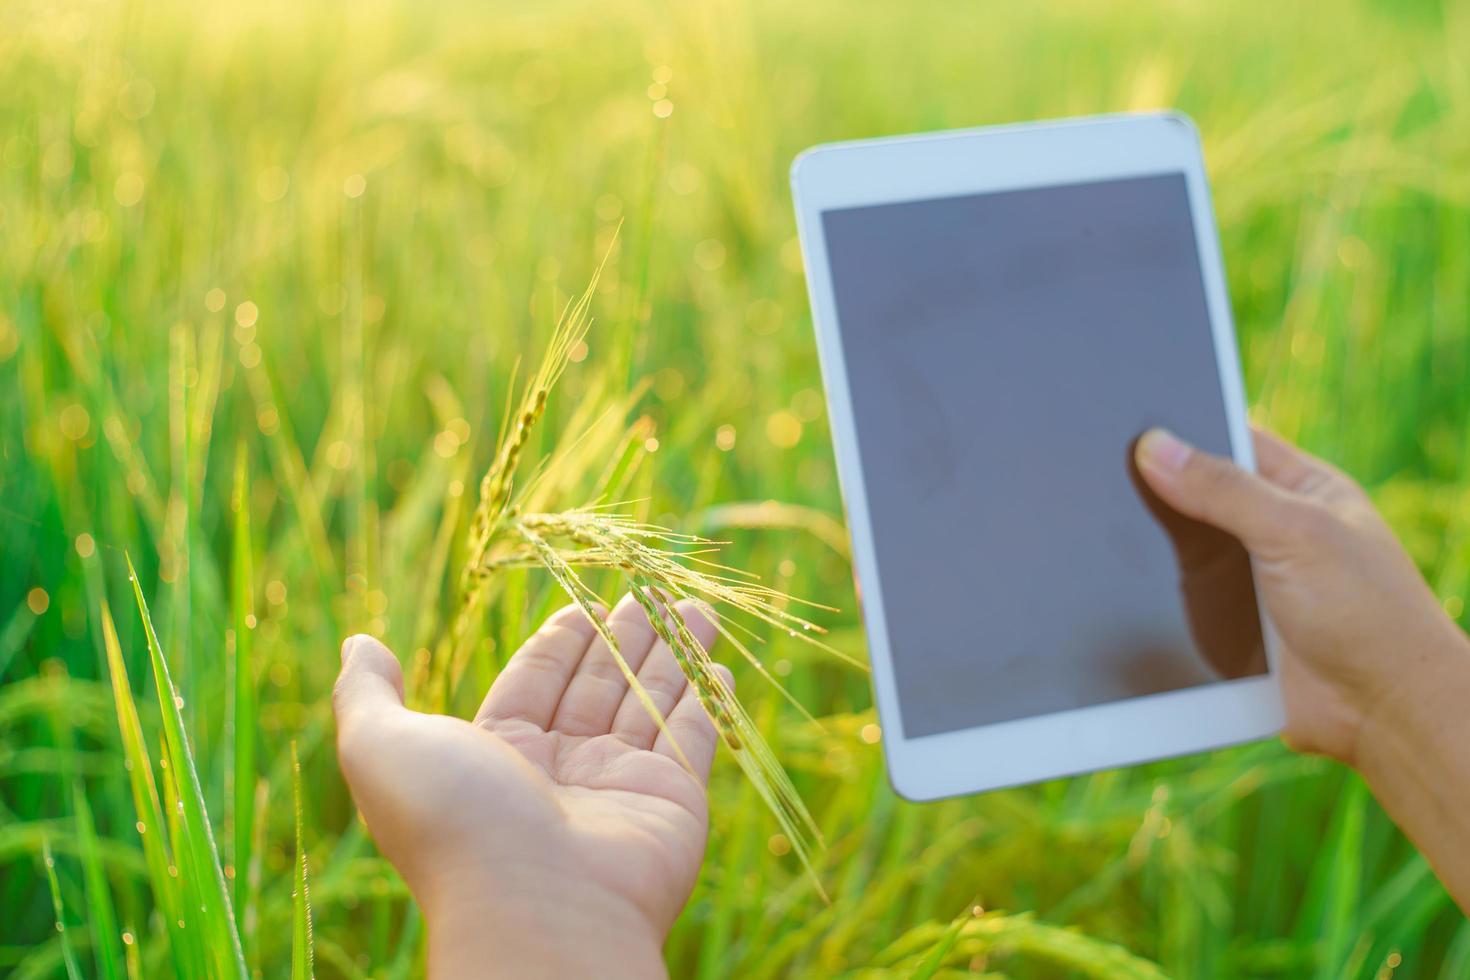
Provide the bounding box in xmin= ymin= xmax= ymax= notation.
xmin=162 ymin=719 xmax=216 ymax=976
xmin=386 ymin=899 xmax=424 ymax=980
xmin=126 ymin=553 xmax=247 ymax=978
xmin=1442 ymin=921 xmax=1470 ymax=979
xmin=230 ymin=442 xmax=258 ymax=952
xmin=100 ymin=600 xmax=201 ymax=976
xmin=246 ymin=776 xmax=271 ymax=947
xmin=71 ymin=780 xmax=124 ymax=980
xmin=291 ymin=741 xmax=315 ymax=980
xmin=42 ymin=836 xmax=85 ymax=980
xmin=1313 ymin=776 xmax=1367 ymax=979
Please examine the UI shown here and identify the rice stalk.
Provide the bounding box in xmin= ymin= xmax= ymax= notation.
xmin=290 ymin=741 xmax=315 ymax=980
xmin=453 ymin=238 xmax=851 ymax=888
xmin=624 ymin=578 xmax=825 ymax=888
xmin=516 ymin=524 xmax=694 ymax=771
xmin=458 ymin=239 xmax=612 ymax=594
xmin=870 ymin=908 xmax=1170 ymax=978
xmin=909 ymin=900 xmax=973 ymax=980
xmin=431 ymin=241 xmax=617 ymax=710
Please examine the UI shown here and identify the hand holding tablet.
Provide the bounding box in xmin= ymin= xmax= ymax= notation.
xmin=791 ymin=113 xmax=1280 ymax=798
xmin=791 ymin=112 xmax=1470 ymax=828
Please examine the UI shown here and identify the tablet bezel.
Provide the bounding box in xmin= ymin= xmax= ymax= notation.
xmin=791 ymin=112 xmax=1284 ymax=801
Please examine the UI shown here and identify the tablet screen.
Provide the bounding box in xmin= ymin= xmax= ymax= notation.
xmin=822 ymin=172 xmax=1266 ymax=740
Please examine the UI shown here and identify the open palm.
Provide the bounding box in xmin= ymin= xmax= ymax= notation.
xmin=333 ymin=596 xmax=729 ymax=960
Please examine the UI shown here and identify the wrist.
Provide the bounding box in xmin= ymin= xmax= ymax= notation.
xmin=1347 ymin=622 xmax=1470 ymax=909
xmin=1353 ymin=622 xmax=1470 ymax=777
xmin=421 ymin=863 xmax=668 ymax=980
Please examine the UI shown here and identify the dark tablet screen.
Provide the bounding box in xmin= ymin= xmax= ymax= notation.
xmin=821 ymin=172 xmax=1266 ymax=740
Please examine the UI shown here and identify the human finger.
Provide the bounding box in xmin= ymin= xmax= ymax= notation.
xmin=475 ymin=604 xmax=602 ymax=730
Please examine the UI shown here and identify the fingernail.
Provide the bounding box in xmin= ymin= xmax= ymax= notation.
xmin=341 ymin=635 xmax=360 ymax=664
xmin=1138 ymin=428 xmax=1192 ymax=473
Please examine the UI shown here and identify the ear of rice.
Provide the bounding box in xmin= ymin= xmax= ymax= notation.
xmin=517 ymin=523 xmax=694 ymax=773
xmin=453 ymin=236 xmax=853 ymax=897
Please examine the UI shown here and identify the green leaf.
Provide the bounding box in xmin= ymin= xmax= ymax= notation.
xmin=101 ymin=600 xmax=204 ymax=977
xmin=42 ymin=836 xmax=85 ymax=980
xmin=71 ymin=781 xmax=124 ymax=980
xmin=1316 ymin=777 xmax=1367 ymax=979
xmin=230 ymin=442 xmax=258 ymax=955
xmin=126 ymin=554 xmax=248 ymax=978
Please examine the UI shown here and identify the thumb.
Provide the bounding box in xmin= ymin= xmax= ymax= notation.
xmin=333 ymin=634 xmax=408 ymax=739
xmin=1134 ymin=428 xmax=1298 ymax=550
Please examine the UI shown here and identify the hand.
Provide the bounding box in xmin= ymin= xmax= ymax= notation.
xmin=1135 ymin=425 xmax=1470 ymax=911
xmin=1134 ymin=425 xmax=1467 ymax=764
xmin=332 ymin=595 xmax=731 ymax=979
xmin=1126 ymin=442 xmax=1266 ymax=681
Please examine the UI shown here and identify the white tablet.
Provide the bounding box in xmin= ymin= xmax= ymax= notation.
xmin=791 ymin=112 xmax=1284 ymax=801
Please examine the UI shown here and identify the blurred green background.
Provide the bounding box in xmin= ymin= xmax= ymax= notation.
xmin=2 ymin=0 xmax=1469 ymax=975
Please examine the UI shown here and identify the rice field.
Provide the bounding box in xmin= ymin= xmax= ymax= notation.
xmin=3 ymin=0 xmax=1470 ymax=976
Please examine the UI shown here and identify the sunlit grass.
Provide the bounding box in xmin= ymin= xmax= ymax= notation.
xmin=3 ymin=0 xmax=1469 ymax=976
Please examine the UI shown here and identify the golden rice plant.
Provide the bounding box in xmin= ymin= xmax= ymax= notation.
xmin=450 ymin=239 xmax=855 ymax=883
xmin=872 ymin=905 xmax=1171 ymax=978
